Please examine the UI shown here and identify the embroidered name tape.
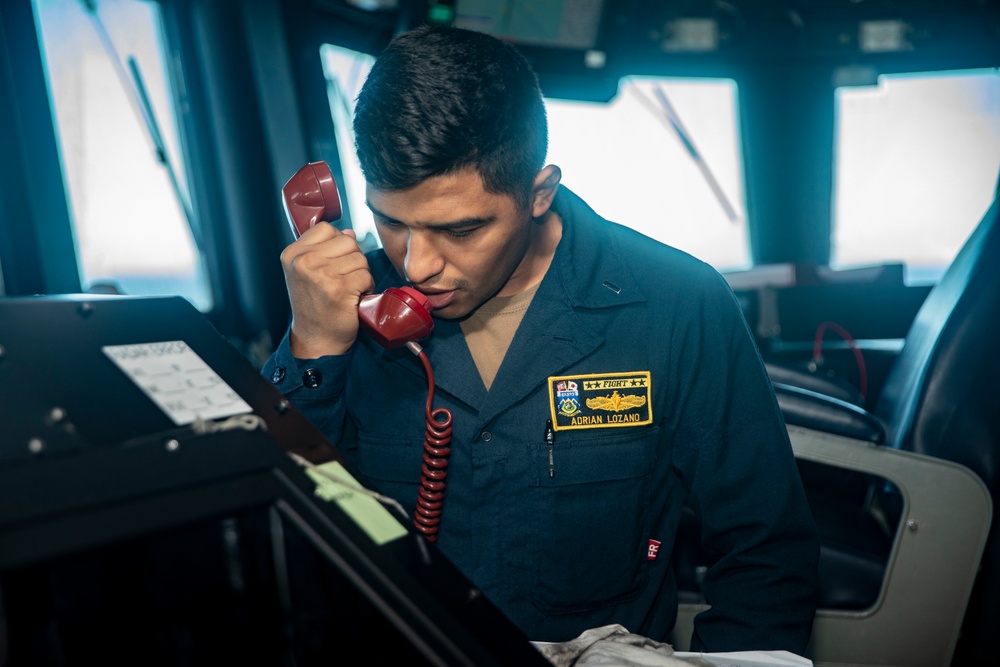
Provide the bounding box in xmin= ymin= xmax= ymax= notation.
xmin=547 ymin=371 xmax=652 ymax=431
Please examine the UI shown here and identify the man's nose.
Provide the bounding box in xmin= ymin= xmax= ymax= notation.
xmin=403 ymin=231 xmax=444 ymax=285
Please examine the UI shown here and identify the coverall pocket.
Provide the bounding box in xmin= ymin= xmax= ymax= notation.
xmin=527 ymin=427 xmax=657 ymax=615
xmin=354 ymin=432 xmax=423 ymax=506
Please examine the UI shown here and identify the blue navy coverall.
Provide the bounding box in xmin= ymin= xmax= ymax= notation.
xmin=263 ymin=185 xmax=819 ymax=653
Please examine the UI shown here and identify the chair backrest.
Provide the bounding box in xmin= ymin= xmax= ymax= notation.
xmin=872 ymin=192 xmax=1000 ymax=664
xmin=874 ymin=193 xmax=1000 ymax=490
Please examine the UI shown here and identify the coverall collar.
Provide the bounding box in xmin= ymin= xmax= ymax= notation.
xmin=380 ymin=185 xmax=648 ymax=423
xmin=426 ymin=187 xmax=646 ymax=424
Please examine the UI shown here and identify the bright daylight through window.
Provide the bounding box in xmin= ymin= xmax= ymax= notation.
xmin=32 ymin=0 xmax=211 ymax=310
xmin=834 ymin=69 xmax=1000 ymax=285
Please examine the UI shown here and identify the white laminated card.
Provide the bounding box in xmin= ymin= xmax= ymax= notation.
xmin=103 ymin=340 xmax=252 ymax=425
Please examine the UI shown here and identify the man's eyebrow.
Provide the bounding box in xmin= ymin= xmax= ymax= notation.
xmin=366 ymin=201 xmax=401 ymax=225
xmin=366 ymin=201 xmax=496 ymax=229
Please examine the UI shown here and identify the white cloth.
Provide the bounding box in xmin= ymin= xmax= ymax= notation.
xmin=533 ymin=624 xmax=716 ymax=667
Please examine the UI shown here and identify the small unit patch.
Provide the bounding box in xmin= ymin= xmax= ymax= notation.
xmin=547 ymin=371 xmax=652 ymax=431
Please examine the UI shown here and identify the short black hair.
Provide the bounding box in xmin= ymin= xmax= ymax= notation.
xmin=353 ymin=25 xmax=548 ymax=209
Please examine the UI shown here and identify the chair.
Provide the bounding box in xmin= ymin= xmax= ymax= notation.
xmin=672 ymin=425 xmax=990 ymax=667
xmin=776 ymin=192 xmax=1000 ymax=664
xmin=672 ymin=193 xmax=1000 ymax=665
xmin=776 ymin=198 xmax=1000 ymax=664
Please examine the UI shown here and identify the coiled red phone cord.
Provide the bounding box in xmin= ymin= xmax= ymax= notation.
xmin=408 ymin=342 xmax=452 ymax=542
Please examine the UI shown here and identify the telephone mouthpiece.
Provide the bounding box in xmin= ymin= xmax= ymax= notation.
xmin=358 ymin=287 xmax=434 ymax=348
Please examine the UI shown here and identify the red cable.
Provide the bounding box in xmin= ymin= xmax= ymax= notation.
xmin=411 ymin=347 xmax=452 ymax=542
xmin=812 ymin=320 xmax=868 ymax=400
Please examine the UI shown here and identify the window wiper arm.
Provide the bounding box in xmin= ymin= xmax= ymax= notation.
xmin=80 ymin=0 xmax=204 ymax=252
xmin=631 ymin=82 xmax=741 ymax=225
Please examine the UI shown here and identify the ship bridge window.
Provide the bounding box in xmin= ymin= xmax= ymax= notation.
xmin=321 ymin=45 xmax=749 ymax=272
xmin=545 ymin=77 xmax=748 ymax=271
xmin=32 ymin=0 xmax=211 ymax=310
xmin=833 ymin=69 xmax=1000 ymax=285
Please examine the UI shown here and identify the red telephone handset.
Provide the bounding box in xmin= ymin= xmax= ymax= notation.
xmin=282 ymin=161 xmax=450 ymax=542
xmin=281 ymin=161 xmax=434 ymax=349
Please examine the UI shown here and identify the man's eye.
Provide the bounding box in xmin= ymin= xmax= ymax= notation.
xmin=446 ymin=228 xmax=477 ymax=238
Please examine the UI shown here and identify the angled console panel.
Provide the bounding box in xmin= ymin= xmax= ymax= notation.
xmin=0 ymin=294 xmax=550 ymax=666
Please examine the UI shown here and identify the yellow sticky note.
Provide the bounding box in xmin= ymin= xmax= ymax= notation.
xmin=306 ymin=461 xmax=409 ymax=545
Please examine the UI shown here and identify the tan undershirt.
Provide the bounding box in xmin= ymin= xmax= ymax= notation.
xmin=460 ymin=282 xmax=540 ymax=390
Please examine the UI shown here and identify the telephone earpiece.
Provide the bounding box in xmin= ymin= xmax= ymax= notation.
xmin=282 ymin=161 xmax=342 ymax=237
xmin=281 ymin=161 xmax=434 ymax=347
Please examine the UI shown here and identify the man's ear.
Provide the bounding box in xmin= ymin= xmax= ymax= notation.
xmin=530 ymin=165 xmax=562 ymax=218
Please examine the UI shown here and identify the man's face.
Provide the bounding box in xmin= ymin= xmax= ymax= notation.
xmin=366 ymin=168 xmax=539 ymax=320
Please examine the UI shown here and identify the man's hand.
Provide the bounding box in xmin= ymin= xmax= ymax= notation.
xmin=280 ymin=224 xmax=375 ymax=358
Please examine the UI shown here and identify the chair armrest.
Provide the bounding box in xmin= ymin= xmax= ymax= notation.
xmin=670 ymin=425 xmax=992 ymax=667
xmin=772 ymin=382 xmax=885 ymax=444
xmin=766 ymin=362 xmax=865 ymax=406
